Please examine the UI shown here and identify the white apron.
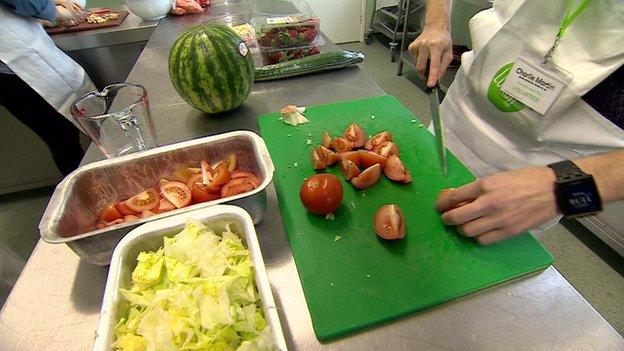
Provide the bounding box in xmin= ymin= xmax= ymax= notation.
xmin=0 ymin=6 xmax=95 ymax=129
xmin=440 ymin=0 xmax=624 ymax=233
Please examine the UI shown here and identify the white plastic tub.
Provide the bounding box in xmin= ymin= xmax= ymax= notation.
xmin=93 ymin=205 xmax=287 ymax=350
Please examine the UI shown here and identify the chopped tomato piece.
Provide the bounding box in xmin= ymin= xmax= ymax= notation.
xmin=104 ymin=218 xmax=125 ymax=227
xmin=344 ymin=123 xmax=366 ymax=148
xmin=124 ymin=214 xmax=139 ymax=222
xmin=155 ymin=198 xmax=177 ymax=213
xmin=230 ymin=170 xmax=261 ymax=188
xmin=331 ymin=137 xmax=353 ymax=153
xmin=224 ymin=154 xmax=237 ymax=172
xmin=210 ymin=162 xmax=231 ymax=186
xmin=339 ymin=158 xmax=361 ymax=181
xmin=200 ymin=160 xmax=213 ymax=185
xmin=316 ymin=145 xmax=339 ymax=166
xmin=160 ymin=181 xmax=192 ymax=209
xmin=374 ymin=204 xmax=406 ymax=240
xmin=101 ymin=204 xmax=123 ymax=223
xmin=384 ymin=155 xmax=412 ymax=183
xmin=311 ymin=148 xmax=326 ymax=170
xmin=351 ymin=163 xmax=382 ymax=189
xmin=187 ymin=174 xmax=221 ymax=203
xmin=124 ymin=188 xmax=159 ymax=213
xmin=365 ymin=131 xmax=393 ymax=150
xmin=339 ymin=151 xmax=361 ymax=167
xmin=173 ymin=167 xmax=199 ymax=183
xmin=187 ymin=174 xmax=221 ymax=195
xmin=358 ymin=150 xmax=388 ymax=168
xmin=322 ymin=132 xmax=332 ymax=149
xmin=115 ymin=201 xmax=137 ymax=216
xmin=374 ymin=141 xmax=400 ymax=158
xmin=221 ymin=178 xmax=256 ymax=198
xmin=141 ymin=210 xmax=156 ymax=218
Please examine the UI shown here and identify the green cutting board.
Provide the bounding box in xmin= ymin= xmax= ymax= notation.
xmin=258 ymin=95 xmax=554 ymax=341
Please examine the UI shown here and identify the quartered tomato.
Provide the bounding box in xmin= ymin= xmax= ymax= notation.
xmin=230 ymin=170 xmax=261 ymax=188
xmin=384 ymin=155 xmax=412 ymax=183
xmin=155 ymin=198 xmax=177 ymax=213
xmin=115 ymin=201 xmax=138 ymax=216
xmin=160 ymin=181 xmax=192 ymax=209
xmin=299 ymin=174 xmax=343 ymax=215
xmin=221 ymin=177 xmax=256 ymax=198
xmin=339 ymin=151 xmax=361 ymax=166
xmin=365 ymin=131 xmax=393 ymax=150
xmin=200 ymin=160 xmax=212 ymax=185
xmin=124 ymin=214 xmax=140 ymax=222
xmin=210 ymin=162 xmax=231 ymax=186
xmin=358 ymin=150 xmax=388 ymax=168
xmin=331 ymin=137 xmax=353 ymax=153
xmin=187 ymin=174 xmax=221 ymax=203
xmin=173 ymin=167 xmax=200 ymax=183
xmin=124 ymin=188 xmax=159 ymax=213
xmin=141 ymin=210 xmax=156 ymax=218
xmin=322 ymin=132 xmax=332 ymax=149
xmin=101 ymin=204 xmax=123 ymax=223
xmin=344 ymin=123 xmax=366 ymax=148
xmin=339 ymin=158 xmax=361 ymax=181
xmin=351 ymin=163 xmax=381 ymax=189
xmin=374 ymin=204 xmax=406 ymax=240
xmin=374 ymin=141 xmax=399 ymax=158
xmin=316 ymin=145 xmax=339 ymax=166
xmin=311 ymin=148 xmax=326 ymax=170
xmin=224 ymin=154 xmax=237 ymax=172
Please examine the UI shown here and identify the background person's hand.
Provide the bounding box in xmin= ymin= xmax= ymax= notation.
xmin=408 ymin=27 xmax=452 ymax=87
xmin=55 ymin=0 xmax=86 ymax=24
xmin=435 ymin=167 xmax=559 ymax=244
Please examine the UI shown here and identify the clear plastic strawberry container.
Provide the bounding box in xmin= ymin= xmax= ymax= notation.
xmin=259 ymin=35 xmax=325 ymax=65
xmin=252 ymin=0 xmax=320 ymax=49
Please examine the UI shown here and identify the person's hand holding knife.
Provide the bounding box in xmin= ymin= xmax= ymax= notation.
xmin=54 ymin=0 xmax=86 ymax=25
xmin=408 ymin=0 xmax=453 ymax=87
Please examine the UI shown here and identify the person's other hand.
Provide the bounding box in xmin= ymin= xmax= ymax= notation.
xmin=408 ymin=27 xmax=452 ymax=87
xmin=55 ymin=0 xmax=86 ymax=24
xmin=435 ymin=167 xmax=559 ymax=244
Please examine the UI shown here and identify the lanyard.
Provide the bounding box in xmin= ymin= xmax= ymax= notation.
xmin=542 ymin=0 xmax=592 ymax=63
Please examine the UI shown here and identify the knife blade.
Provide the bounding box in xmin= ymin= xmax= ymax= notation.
xmin=427 ymin=86 xmax=448 ymax=176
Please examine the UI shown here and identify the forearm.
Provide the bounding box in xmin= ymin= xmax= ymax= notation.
xmin=0 ymin=0 xmax=56 ymax=22
xmin=424 ymin=0 xmax=452 ymax=32
xmin=574 ymin=149 xmax=624 ymax=203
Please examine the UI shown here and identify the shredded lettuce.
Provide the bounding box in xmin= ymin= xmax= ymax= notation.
xmin=112 ymin=219 xmax=276 ymax=351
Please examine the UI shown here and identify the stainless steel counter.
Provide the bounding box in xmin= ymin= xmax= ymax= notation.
xmin=1 ymin=11 xmax=623 ymax=351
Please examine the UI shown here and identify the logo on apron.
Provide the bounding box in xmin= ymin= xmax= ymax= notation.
xmin=487 ymin=63 xmax=526 ymax=113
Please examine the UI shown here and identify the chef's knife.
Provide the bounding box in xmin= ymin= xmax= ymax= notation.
xmin=427 ymin=85 xmax=448 ymax=176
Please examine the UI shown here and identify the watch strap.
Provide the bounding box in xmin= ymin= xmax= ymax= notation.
xmin=547 ymin=160 xmax=588 ymax=182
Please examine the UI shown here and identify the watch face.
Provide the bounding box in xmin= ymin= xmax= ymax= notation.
xmin=558 ymin=179 xmax=602 ymax=216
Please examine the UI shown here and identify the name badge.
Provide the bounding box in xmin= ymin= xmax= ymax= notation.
xmin=500 ymin=51 xmax=571 ymax=115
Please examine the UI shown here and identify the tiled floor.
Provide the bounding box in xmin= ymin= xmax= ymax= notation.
xmin=0 ymin=36 xmax=621 ymax=336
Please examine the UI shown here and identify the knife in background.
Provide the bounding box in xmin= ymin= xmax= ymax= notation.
xmin=426 ymin=85 xmax=448 ymax=176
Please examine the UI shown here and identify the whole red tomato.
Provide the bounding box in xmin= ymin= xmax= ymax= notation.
xmin=300 ymin=174 xmax=343 ymax=215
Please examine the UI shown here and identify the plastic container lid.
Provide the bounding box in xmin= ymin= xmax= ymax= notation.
xmin=258 ymin=35 xmax=324 ymax=52
xmin=250 ymin=0 xmax=313 ymax=27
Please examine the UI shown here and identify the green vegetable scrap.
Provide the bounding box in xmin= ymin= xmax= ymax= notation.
xmin=112 ymin=219 xmax=276 ymax=351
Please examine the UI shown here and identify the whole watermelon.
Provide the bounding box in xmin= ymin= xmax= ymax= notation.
xmin=169 ymin=23 xmax=254 ymax=114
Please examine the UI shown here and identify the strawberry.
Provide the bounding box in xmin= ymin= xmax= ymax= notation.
xmin=303 ymin=28 xmax=318 ymax=42
xmin=308 ymin=47 xmax=320 ymax=55
xmin=287 ymin=29 xmax=298 ymax=39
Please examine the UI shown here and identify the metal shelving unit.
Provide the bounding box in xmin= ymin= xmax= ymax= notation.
xmin=364 ymin=0 xmax=423 ymax=62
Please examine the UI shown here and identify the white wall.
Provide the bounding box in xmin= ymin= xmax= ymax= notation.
xmin=306 ymin=0 xmax=365 ymax=43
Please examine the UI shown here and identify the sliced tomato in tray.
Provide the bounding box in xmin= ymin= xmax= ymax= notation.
xmin=160 ymin=181 xmax=192 ymax=209
xmin=124 ymin=188 xmax=159 ymax=213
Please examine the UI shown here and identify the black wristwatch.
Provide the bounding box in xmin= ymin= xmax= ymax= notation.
xmin=547 ymin=160 xmax=602 ymax=218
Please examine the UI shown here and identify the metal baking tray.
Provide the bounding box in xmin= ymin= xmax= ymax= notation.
xmin=39 ymin=131 xmax=275 ymax=265
xmin=93 ymin=205 xmax=287 ymax=350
